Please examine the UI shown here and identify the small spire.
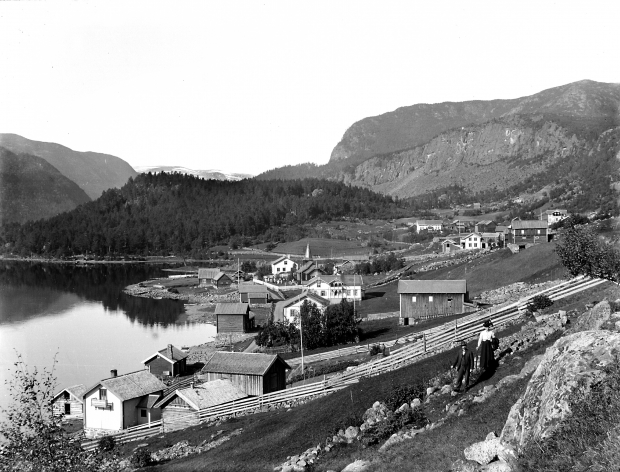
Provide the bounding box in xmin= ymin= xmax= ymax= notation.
xmin=305 ymin=243 xmax=311 ymax=260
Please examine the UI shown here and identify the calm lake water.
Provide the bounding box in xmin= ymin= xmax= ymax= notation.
xmin=0 ymin=261 xmax=216 ymax=411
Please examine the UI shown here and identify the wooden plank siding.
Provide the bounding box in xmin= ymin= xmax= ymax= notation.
xmin=53 ymin=398 xmax=83 ymax=416
xmin=201 ymin=372 xmax=264 ymax=396
xmin=216 ymin=314 xmax=248 ymax=333
xmin=400 ymin=292 xmax=464 ymax=320
xmin=510 ymin=228 xmax=548 ymax=245
xmin=146 ymin=356 xmax=186 ymax=377
xmin=162 ymin=397 xmax=199 ymax=433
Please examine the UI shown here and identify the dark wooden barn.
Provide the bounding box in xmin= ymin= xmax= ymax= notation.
xmin=198 ymin=352 xmax=290 ymax=396
xmin=238 ymin=283 xmax=285 ymax=305
xmin=215 ymin=303 xmax=254 ymax=333
xmin=398 ymin=279 xmax=467 ymax=323
xmin=509 ymin=220 xmax=549 ymax=247
xmin=142 ymin=344 xmax=188 ymax=377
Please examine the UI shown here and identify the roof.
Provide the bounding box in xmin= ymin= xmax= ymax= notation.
xmin=415 ymin=220 xmax=443 ymax=226
xmin=213 ymin=272 xmax=230 ymax=281
xmin=495 ymin=225 xmax=509 ymax=233
xmin=85 ymin=370 xmax=166 ymax=402
xmin=272 ymin=256 xmax=294 ymax=266
xmin=476 ymin=220 xmax=494 ymax=225
xmin=53 ymin=384 xmax=87 ymax=403
xmin=511 ymin=220 xmax=548 ymax=230
xmin=198 ymin=268 xmax=221 ymax=279
xmin=298 ymin=261 xmax=316 ymax=273
xmin=136 ymin=394 xmax=161 ymax=409
xmin=215 ymin=303 xmax=249 ymax=315
xmin=142 ymin=345 xmax=188 ymax=365
xmin=238 ymin=283 xmax=270 ymax=294
xmin=397 ymin=280 xmax=467 ymax=294
xmin=175 ymin=380 xmax=248 ymax=410
xmin=544 ymin=209 xmax=567 ymax=215
xmin=201 ymin=352 xmax=290 ymax=376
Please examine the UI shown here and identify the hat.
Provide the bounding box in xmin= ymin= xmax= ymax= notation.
xmin=483 ymin=320 xmax=493 ymax=328
xmin=460 ymin=341 xmax=467 ymax=347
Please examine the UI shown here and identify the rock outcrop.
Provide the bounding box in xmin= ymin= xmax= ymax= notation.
xmin=500 ymin=328 xmax=620 ymax=453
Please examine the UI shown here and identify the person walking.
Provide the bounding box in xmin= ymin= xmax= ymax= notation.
xmin=477 ymin=320 xmax=497 ymax=372
xmin=452 ymin=340 xmax=475 ymax=391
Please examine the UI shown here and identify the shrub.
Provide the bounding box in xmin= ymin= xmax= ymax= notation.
xmin=369 ymin=344 xmax=382 ymax=356
xmin=384 ymin=383 xmax=425 ymax=411
xmin=97 ymin=434 xmax=116 ymax=452
xmin=527 ymin=294 xmax=554 ymax=313
xmin=131 ymin=448 xmax=153 ymax=468
xmin=359 ymin=408 xmax=428 ymax=446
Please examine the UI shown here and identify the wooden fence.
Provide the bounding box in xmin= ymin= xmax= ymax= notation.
xmin=81 ymin=275 xmax=606 ymax=450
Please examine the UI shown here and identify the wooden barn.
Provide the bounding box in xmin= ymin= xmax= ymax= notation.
xmin=215 ymin=303 xmax=254 ymax=333
xmin=154 ymin=379 xmax=247 ymax=432
xmin=52 ymin=384 xmax=86 ymax=417
xmin=198 ymin=269 xmax=232 ymax=288
xmin=198 ymin=352 xmax=290 ymax=396
xmin=238 ymin=283 xmax=285 ymax=305
xmin=213 ymin=272 xmax=233 ymax=288
xmin=142 ymin=344 xmax=188 ymax=377
xmin=398 ymin=280 xmax=467 ymax=323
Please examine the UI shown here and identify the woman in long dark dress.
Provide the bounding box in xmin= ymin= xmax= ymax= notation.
xmin=477 ymin=320 xmax=496 ymax=371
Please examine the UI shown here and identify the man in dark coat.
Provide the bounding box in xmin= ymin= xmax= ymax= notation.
xmin=452 ymin=340 xmax=475 ymax=391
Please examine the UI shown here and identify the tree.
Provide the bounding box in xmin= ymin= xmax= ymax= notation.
xmin=324 ymin=300 xmax=360 ymax=346
xmin=555 ymin=225 xmax=620 ymax=283
xmin=0 ymin=353 xmax=119 ymax=471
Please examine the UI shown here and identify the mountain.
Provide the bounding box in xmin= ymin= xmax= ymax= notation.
xmin=257 ymin=80 xmax=620 ymax=211
xmin=134 ymin=165 xmax=252 ymax=181
xmin=0 ymin=147 xmax=91 ymax=225
xmin=0 ymin=134 xmax=137 ymax=200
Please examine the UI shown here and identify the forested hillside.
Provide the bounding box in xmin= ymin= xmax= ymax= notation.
xmin=0 ymin=173 xmax=401 ymax=258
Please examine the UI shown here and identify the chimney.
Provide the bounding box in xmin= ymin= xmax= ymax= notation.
xmin=190 ymin=381 xmax=195 ymax=389
xmin=110 ymin=369 xmax=117 ymax=378
xmin=167 ymin=344 xmax=173 ymax=359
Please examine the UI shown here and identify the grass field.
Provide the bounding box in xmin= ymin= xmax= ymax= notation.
xmin=272 ymin=238 xmax=371 ymax=257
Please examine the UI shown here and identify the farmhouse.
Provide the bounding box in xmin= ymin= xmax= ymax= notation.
xmin=199 ymin=352 xmax=290 ymax=396
xmin=271 ymin=256 xmax=298 ymax=275
xmin=52 ymin=384 xmax=86 ymax=417
xmin=441 ymin=238 xmax=462 ymax=254
xmin=296 ymin=261 xmax=323 ymax=283
xmin=215 ymin=302 xmax=254 ymax=333
xmin=142 ymin=344 xmax=188 ymax=377
xmin=509 ymin=220 xmax=549 ymax=247
xmin=304 ymin=275 xmax=363 ymax=303
xmin=273 ymin=291 xmax=330 ymax=323
xmin=398 ymin=279 xmax=467 ymax=323
xmin=460 ymin=232 xmax=483 ymax=250
xmin=82 ymin=369 xmax=165 ymax=437
xmin=154 ymin=379 xmax=248 ymax=433
xmin=415 ymin=220 xmax=443 ymax=233
xmin=542 ymin=209 xmax=568 ymax=226
xmin=238 ymin=282 xmax=285 ymax=305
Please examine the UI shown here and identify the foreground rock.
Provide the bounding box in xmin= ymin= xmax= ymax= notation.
xmin=500 ymin=329 xmax=620 ymax=453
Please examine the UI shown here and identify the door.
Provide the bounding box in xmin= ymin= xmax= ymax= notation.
xmin=64 ymin=403 xmax=71 ymax=415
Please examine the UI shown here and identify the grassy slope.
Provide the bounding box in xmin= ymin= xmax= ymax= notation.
xmin=274 ymin=238 xmax=370 ymax=257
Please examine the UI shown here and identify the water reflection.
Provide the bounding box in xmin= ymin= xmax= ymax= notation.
xmin=0 ymin=261 xmax=185 ymax=326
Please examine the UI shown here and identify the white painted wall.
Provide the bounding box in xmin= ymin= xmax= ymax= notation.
xmin=84 ymin=388 xmax=122 ymax=431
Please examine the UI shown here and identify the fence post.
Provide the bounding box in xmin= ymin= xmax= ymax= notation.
xmin=423 ymin=333 xmax=426 ymax=352
xmin=454 ymin=320 xmax=457 ymax=343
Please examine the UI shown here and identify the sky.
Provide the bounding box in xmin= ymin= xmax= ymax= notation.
xmin=0 ymin=1 xmax=618 ymax=176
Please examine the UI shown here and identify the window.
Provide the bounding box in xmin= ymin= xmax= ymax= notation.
xmin=429 ymin=296 xmax=434 ymax=302
xmin=347 ymin=290 xmax=351 ymax=296
xmin=474 ymin=243 xmax=478 ymax=247
xmin=537 ymin=229 xmax=541 ymax=234
xmin=354 ymin=290 xmax=358 ymax=296
xmin=468 ymin=243 xmax=472 ymax=248
xmin=99 ymin=388 xmax=107 ymax=400
xmin=140 ymin=409 xmax=147 ymax=418
xmin=521 ymin=230 xmax=525 ymax=234
xmin=412 ymin=296 xmax=417 ymax=302
xmin=320 ymin=291 xmax=326 ymax=296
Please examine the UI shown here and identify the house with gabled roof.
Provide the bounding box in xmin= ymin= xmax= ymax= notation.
xmin=509 ymin=220 xmax=549 ymax=246
xmin=154 ymin=379 xmax=248 ymax=432
xmin=198 ymin=352 xmax=290 ymax=396
xmin=415 ymin=220 xmax=443 ymax=233
xmin=296 ymin=261 xmax=322 ymax=282
xmin=303 ymin=274 xmax=363 ymax=303
xmin=271 ymin=256 xmax=298 ymax=275
xmin=52 ymin=384 xmax=86 ymax=417
xmin=198 ymin=269 xmax=232 ymax=288
xmin=398 ymin=279 xmax=467 ymax=322
xmin=441 ymin=237 xmax=462 ymax=254
xmin=215 ymin=302 xmax=254 ymax=333
xmin=82 ymin=369 xmax=166 ymax=437
xmin=273 ymin=291 xmax=330 ymax=323
xmin=142 ymin=344 xmax=188 ymax=377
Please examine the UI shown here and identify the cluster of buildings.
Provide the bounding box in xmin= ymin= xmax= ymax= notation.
xmin=53 ymin=347 xmax=290 ymax=437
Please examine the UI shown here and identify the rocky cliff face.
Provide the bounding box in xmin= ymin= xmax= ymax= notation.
xmin=338 ymin=117 xmax=583 ymax=197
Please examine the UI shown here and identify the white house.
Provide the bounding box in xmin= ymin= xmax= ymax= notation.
xmin=460 ymin=232 xmax=483 ymax=250
xmin=271 ymin=256 xmax=298 ymax=275
xmin=273 ymin=292 xmax=330 ymax=323
xmin=83 ymin=370 xmax=166 ymax=438
xmin=303 ymin=275 xmax=363 ymax=304
xmin=415 ymin=220 xmax=443 ymax=233
xmin=542 ymin=209 xmax=568 ymax=226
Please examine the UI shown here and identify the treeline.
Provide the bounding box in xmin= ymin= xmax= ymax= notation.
xmin=0 ymin=173 xmax=402 ymax=258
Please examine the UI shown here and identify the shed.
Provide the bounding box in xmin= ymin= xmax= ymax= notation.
xmin=198 ymin=268 xmax=220 ymax=286
xmin=238 ymin=283 xmax=285 ymax=305
xmin=398 ymin=279 xmax=467 ymax=322
xmin=52 ymin=384 xmax=86 ymax=417
xmin=213 ymin=272 xmax=233 ymax=288
xmin=142 ymin=344 xmax=188 ymax=377
xmin=154 ymin=379 xmax=248 ymax=432
xmin=199 ymin=352 xmax=290 ymax=396
xmin=509 ymin=220 xmax=549 ymax=246
xmin=215 ymin=302 xmax=254 ymax=333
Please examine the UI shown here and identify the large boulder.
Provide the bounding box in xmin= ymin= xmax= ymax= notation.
xmin=500 ymin=330 xmax=620 ymax=453
xmin=571 ymin=300 xmax=611 ymax=332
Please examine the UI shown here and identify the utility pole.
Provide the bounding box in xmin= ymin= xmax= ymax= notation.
xmin=299 ymin=314 xmax=305 ymax=382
